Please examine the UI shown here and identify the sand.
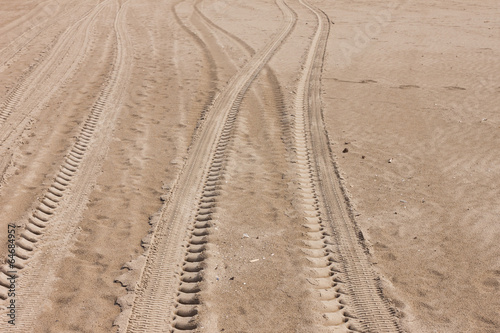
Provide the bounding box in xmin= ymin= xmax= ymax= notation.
xmin=0 ymin=0 xmax=498 ymax=332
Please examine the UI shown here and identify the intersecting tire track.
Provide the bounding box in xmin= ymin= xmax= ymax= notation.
xmin=120 ymin=1 xmax=296 ymax=332
xmin=170 ymin=6 xmax=290 ymax=331
xmin=191 ymin=0 xmax=291 ymax=154
xmin=194 ymin=0 xmax=292 ymax=153
xmin=195 ymin=0 xmax=296 ymax=165
xmin=0 ymin=0 xmax=133 ymax=329
xmin=193 ymin=0 xmax=255 ymax=56
xmin=0 ymin=0 xmax=402 ymax=331
xmin=293 ymin=0 xmax=401 ymax=332
xmin=196 ymin=4 xmax=378 ymax=331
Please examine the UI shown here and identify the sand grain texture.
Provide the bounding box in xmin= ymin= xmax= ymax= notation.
xmin=0 ymin=0 xmax=498 ymax=332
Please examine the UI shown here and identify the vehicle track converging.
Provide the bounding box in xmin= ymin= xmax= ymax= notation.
xmin=0 ymin=0 xmax=494 ymax=331
xmin=120 ymin=1 xmax=296 ymax=331
xmin=292 ymin=0 xmax=400 ymax=331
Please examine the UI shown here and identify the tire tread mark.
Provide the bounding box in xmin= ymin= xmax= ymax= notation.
xmin=295 ymin=1 xmax=402 ymax=332
xmin=0 ymin=1 xmax=134 ymax=330
xmin=0 ymin=1 xmax=100 ymax=130
xmin=0 ymin=1 xmax=109 ymax=193
xmin=0 ymin=1 xmax=112 ymax=302
xmin=120 ymin=1 xmax=296 ymax=332
xmin=193 ymin=0 xmax=293 ymax=154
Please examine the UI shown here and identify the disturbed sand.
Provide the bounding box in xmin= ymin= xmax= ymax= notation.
xmin=0 ymin=0 xmax=498 ymax=332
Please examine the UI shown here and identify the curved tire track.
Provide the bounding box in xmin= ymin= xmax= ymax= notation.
xmin=194 ymin=0 xmax=290 ymax=149
xmin=171 ymin=0 xmax=218 ymax=142
xmin=194 ymin=0 xmax=255 ymax=56
xmin=294 ymin=0 xmax=401 ymax=332
xmin=0 ymin=0 xmax=59 ymax=66
xmin=119 ymin=1 xmax=296 ymax=332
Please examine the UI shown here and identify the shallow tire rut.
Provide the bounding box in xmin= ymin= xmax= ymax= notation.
xmin=0 ymin=0 xmax=94 ymax=75
xmin=0 ymin=0 xmax=109 ymax=186
xmin=0 ymin=1 xmax=103 ymax=130
xmin=0 ymin=0 xmax=134 ymax=329
xmin=0 ymin=0 xmax=112 ymax=298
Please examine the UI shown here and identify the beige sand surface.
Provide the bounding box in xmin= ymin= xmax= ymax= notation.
xmin=319 ymin=0 xmax=500 ymax=331
xmin=0 ymin=0 xmax=498 ymax=332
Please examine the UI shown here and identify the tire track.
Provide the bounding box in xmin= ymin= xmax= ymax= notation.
xmin=118 ymin=1 xmax=296 ymax=332
xmin=294 ymin=0 xmax=400 ymax=331
xmin=194 ymin=0 xmax=291 ymax=151
xmin=198 ymin=0 xmax=297 ymax=147
xmin=0 ymin=0 xmax=57 ymax=37
xmin=0 ymin=1 xmax=101 ymax=130
xmin=190 ymin=2 xmax=242 ymax=75
xmin=0 ymin=1 xmax=57 ymax=50
xmin=0 ymin=0 xmax=94 ymax=74
xmin=0 ymin=0 xmax=63 ymax=73
xmin=194 ymin=0 xmax=255 ymax=56
xmin=0 ymin=1 xmax=106 ymax=187
xmin=0 ymin=0 xmax=133 ymax=329
xmin=171 ymin=0 xmax=218 ymax=143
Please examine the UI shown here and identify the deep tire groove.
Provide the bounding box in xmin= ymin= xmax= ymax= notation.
xmin=171 ymin=88 xmax=240 ymax=333
xmin=294 ymin=0 xmax=401 ymax=332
